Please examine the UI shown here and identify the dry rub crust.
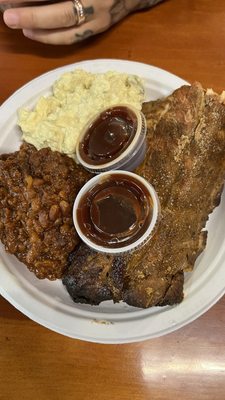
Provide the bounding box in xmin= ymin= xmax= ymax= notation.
xmin=63 ymin=82 xmax=225 ymax=308
xmin=0 ymin=143 xmax=90 ymax=279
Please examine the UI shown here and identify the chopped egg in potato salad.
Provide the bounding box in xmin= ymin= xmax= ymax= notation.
xmin=18 ymin=69 xmax=145 ymax=159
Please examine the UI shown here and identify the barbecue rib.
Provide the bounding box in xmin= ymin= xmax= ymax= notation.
xmin=63 ymin=82 xmax=225 ymax=308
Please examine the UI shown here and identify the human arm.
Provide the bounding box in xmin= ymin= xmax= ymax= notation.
xmin=1 ymin=0 xmax=164 ymax=45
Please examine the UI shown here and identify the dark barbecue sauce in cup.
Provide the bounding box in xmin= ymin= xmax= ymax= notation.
xmin=74 ymin=171 xmax=160 ymax=254
xmin=79 ymin=106 xmax=137 ymax=165
xmin=76 ymin=105 xmax=147 ymax=173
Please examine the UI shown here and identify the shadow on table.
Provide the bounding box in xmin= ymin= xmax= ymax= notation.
xmin=1 ymin=21 xmax=112 ymax=59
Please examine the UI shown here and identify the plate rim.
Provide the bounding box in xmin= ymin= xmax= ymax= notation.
xmin=1 ymin=58 xmax=224 ymax=344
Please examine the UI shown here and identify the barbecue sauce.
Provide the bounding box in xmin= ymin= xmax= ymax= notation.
xmin=78 ymin=106 xmax=137 ymax=165
xmin=76 ymin=173 xmax=153 ymax=248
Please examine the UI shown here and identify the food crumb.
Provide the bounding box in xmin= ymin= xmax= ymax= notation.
xmin=91 ymin=319 xmax=114 ymax=325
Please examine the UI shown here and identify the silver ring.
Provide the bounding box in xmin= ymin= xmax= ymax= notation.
xmin=72 ymin=0 xmax=86 ymax=26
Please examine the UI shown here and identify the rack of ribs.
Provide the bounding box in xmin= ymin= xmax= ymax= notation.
xmin=63 ymin=82 xmax=225 ymax=308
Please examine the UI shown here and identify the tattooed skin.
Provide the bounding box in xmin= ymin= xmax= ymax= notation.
xmin=83 ymin=6 xmax=94 ymax=16
xmin=75 ymin=29 xmax=94 ymax=42
xmin=74 ymin=0 xmax=163 ymax=44
xmin=135 ymin=0 xmax=164 ymax=10
xmin=82 ymin=6 xmax=94 ymax=23
xmin=110 ymin=0 xmax=131 ymax=24
xmin=110 ymin=0 xmax=163 ymax=24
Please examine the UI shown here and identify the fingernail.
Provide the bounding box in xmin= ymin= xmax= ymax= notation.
xmin=3 ymin=10 xmax=19 ymax=28
xmin=23 ymin=29 xmax=33 ymax=39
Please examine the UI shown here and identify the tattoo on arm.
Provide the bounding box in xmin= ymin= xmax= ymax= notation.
xmin=75 ymin=29 xmax=94 ymax=42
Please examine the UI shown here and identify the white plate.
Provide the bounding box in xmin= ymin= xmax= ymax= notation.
xmin=1 ymin=59 xmax=225 ymax=344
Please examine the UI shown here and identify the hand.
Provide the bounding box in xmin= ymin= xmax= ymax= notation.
xmin=1 ymin=0 xmax=155 ymax=45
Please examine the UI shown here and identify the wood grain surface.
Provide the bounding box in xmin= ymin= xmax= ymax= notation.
xmin=1 ymin=1 xmax=225 ymax=399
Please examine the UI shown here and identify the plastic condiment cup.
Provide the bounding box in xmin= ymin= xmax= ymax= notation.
xmin=73 ymin=170 xmax=160 ymax=255
xmin=76 ymin=104 xmax=147 ymax=173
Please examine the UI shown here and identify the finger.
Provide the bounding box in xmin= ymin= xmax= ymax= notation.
xmin=23 ymin=17 xmax=110 ymax=45
xmin=3 ymin=1 xmax=82 ymax=30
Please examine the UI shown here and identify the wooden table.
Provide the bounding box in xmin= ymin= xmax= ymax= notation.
xmin=1 ymin=1 xmax=225 ymax=399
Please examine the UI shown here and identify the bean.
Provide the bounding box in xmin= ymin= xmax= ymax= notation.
xmin=25 ymin=175 xmax=33 ymax=189
xmin=38 ymin=210 xmax=49 ymax=228
xmin=49 ymin=204 xmax=61 ymax=221
xmin=59 ymin=200 xmax=70 ymax=216
xmin=33 ymin=178 xmax=44 ymax=187
xmin=60 ymin=224 xmax=71 ymax=234
xmin=31 ymin=198 xmax=40 ymax=212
